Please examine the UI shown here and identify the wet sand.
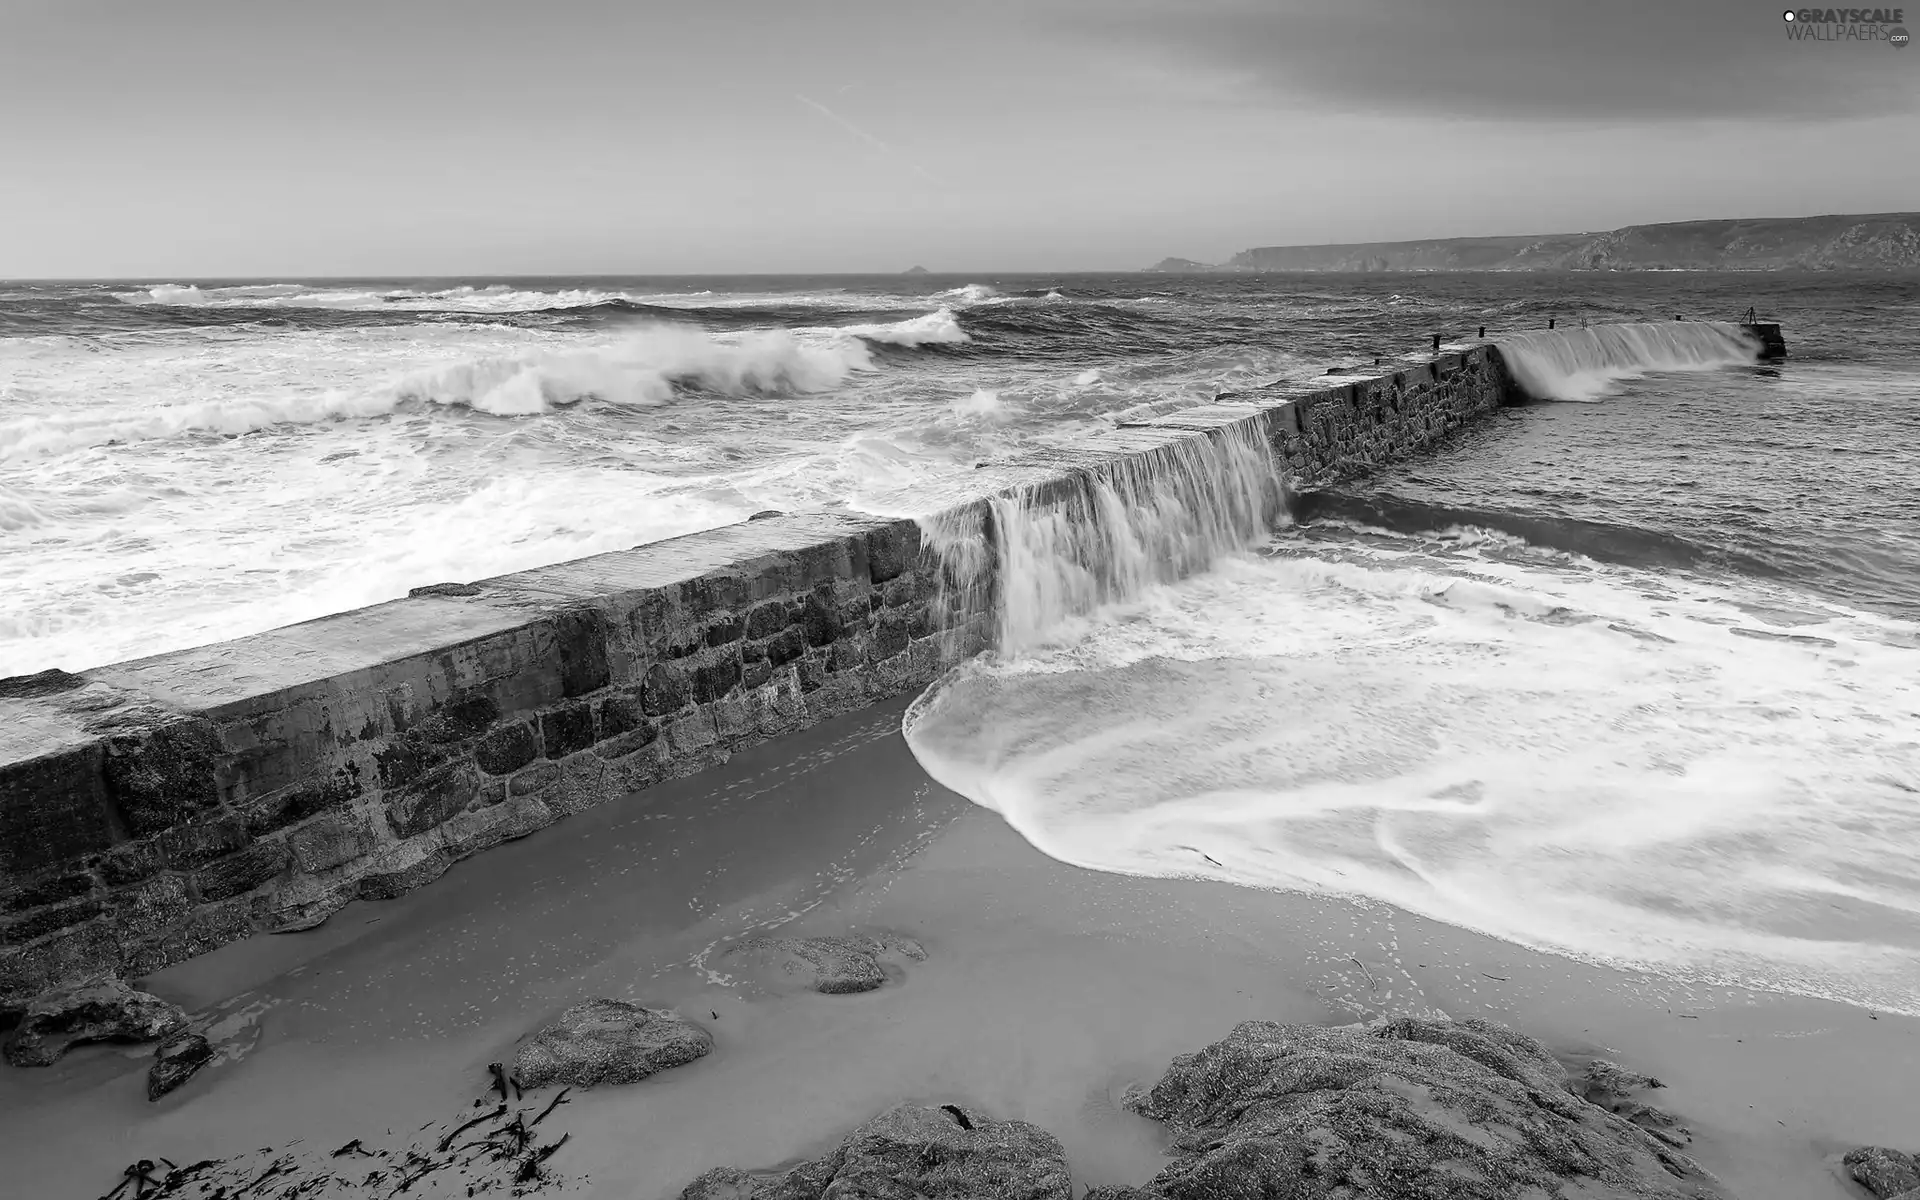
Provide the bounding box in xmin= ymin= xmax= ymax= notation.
xmin=1 ymin=697 xmax=1913 ymax=1200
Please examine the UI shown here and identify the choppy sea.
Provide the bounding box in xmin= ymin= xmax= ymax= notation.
xmin=5 ymin=271 xmax=1917 ymax=1014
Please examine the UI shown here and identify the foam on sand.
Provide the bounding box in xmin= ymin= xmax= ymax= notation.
xmin=904 ymin=536 xmax=1920 ymax=1016
xmin=2 ymin=697 xmax=1911 ymax=1200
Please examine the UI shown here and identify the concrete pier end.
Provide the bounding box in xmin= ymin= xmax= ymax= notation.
xmin=1742 ymin=322 xmax=1788 ymax=360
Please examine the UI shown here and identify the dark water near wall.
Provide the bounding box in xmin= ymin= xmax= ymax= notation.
xmin=1306 ymin=351 xmax=1920 ymax=619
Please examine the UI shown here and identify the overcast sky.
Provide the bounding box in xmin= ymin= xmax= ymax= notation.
xmin=1 ymin=0 xmax=1913 ymax=276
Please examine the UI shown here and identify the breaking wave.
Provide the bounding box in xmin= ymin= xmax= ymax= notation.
xmin=75 ymin=282 xmax=945 ymax=338
xmin=840 ymin=307 xmax=970 ymax=347
xmin=0 ymin=325 xmax=892 ymax=458
xmin=939 ymin=283 xmax=1000 ymax=304
xmin=120 ymin=281 xmax=853 ymax=315
xmin=1497 ymin=321 xmax=1760 ymax=401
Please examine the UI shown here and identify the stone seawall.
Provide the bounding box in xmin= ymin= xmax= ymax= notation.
xmin=0 ymin=336 xmax=1524 ymax=1009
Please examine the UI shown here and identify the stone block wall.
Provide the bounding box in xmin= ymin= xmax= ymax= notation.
xmin=0 ymin=513 xmax=986 ymax=1008
xmin=1213 ymin=344 xmax=1519 ymax=486
xmin=0 ymin=338 xmax=1529 ymax=1010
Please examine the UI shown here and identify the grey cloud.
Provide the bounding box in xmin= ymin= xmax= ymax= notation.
xmin=1065 ymin=0 xmax=1918 ymax=121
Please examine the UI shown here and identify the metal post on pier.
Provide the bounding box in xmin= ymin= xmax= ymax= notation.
xmin=1478 ymin=325 xmax=1485 ymax=339
xmin=1548 ymin=317 xmax=1555 ymax=329
xmin=1431 ymin=333 xmax=1441 ymax=353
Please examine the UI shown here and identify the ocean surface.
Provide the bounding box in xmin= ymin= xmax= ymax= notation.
xmin=6 ymin=271 xmax=1919 ymax=1014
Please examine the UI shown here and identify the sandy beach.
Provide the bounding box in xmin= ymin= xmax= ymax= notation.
xmin=7 ymin=4 xmax=1919 ymax=1197
xmin=2 ymin=697 xmax=1913 ymax=1200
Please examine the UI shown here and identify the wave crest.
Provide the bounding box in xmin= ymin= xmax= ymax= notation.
xmin=938 ymin=283 xmax=1000 ymax=304
xmin=840 ymin=307 xmax=969 ymax=347
xmin=401 ymin=326 xmax=878 ymax=415
xmin=0 ymin=324 xmax=884 ymax=458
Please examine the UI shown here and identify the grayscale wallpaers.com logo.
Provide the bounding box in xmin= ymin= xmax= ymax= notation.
xmin=1782 ymin=7 xmax=1910 ymax=45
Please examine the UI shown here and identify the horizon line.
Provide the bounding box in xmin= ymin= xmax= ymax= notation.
xmin=9 ymin=207 xmax=1920 ymax=285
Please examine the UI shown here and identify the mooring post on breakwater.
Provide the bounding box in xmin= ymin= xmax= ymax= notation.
xmin=1431 ymin=333 xmax=1441 ymax=352
xmin=1478 ymin=325 xmax=1485 ymax=339
xmin=1548 ymin=317 xmax=1555 ymax=329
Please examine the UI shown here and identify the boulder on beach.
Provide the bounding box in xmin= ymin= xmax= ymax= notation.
xmin=679 ymin=1103 xmax=1071 ymax=1200
xmin=1845 ymin=1146 xmax=1920 ymax=1199
xmin=2 ymin=978 xmax=188 ymax=1068
xmin=671 ymin=1017 xmax=1727 ymax=1199
xmin=1121 ymin=1015 xmax=1730 ymax=1199
xmin=723 ymin=932 xmax=926 ymax=994
xmin=512 ymin=999 xmax=711 ymax=1088
xmin=148 ymin=1031 xmax=213 ymax=1100
xmin=1580 ymin=1057 xmax=1693 ymax=1148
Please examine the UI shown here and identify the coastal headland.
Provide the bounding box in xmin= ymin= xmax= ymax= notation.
xmin=1148 ymin=211 xmax=1920 ymax=272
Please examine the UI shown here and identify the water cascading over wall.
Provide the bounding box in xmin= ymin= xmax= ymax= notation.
xmin=916 ymin=333 xmax=1531 ymax=655
xmin=919 ymin=422 xmax=1285 ymax=656
xmin=1497 ymin=321 xmax=1762 ymax=402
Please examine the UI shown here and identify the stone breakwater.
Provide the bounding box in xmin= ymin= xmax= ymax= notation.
xmin=0 ymin=333 xmax=1532 ymax=1010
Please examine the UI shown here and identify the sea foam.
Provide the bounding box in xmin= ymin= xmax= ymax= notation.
xmin=903 ymin=537 xmax=1920 ymax=1015
xmin=839 ymin=307 xmax=969 ymax=347
xmin=0 ymin=319 xmax=946 ymax=457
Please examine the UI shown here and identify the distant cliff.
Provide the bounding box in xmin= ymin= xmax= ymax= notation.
xmin=1157 ymin=213 xmax=1920 ymax=272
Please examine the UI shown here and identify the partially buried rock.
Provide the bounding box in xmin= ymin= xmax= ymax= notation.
xmin=1580 ymin=1058 xmax=1693 ymax=1148
xmin=148 ymin=1032 xmax=213 ymax=1100
xmin=3 ymin=978 xmax=188 ymax=1068
xmin=725 ymin=932 xmax=926 ymax=994
xmin=512 ymin=999 xmax=711 ymax=1088
xmin=1845 ymin=1146 xmax=1920 ymax=1199
xmin=679 ymin=1103 xmax=1071 ymax=1200
xmin=1122 ymin=1016 xmax=1730 ymax=1199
